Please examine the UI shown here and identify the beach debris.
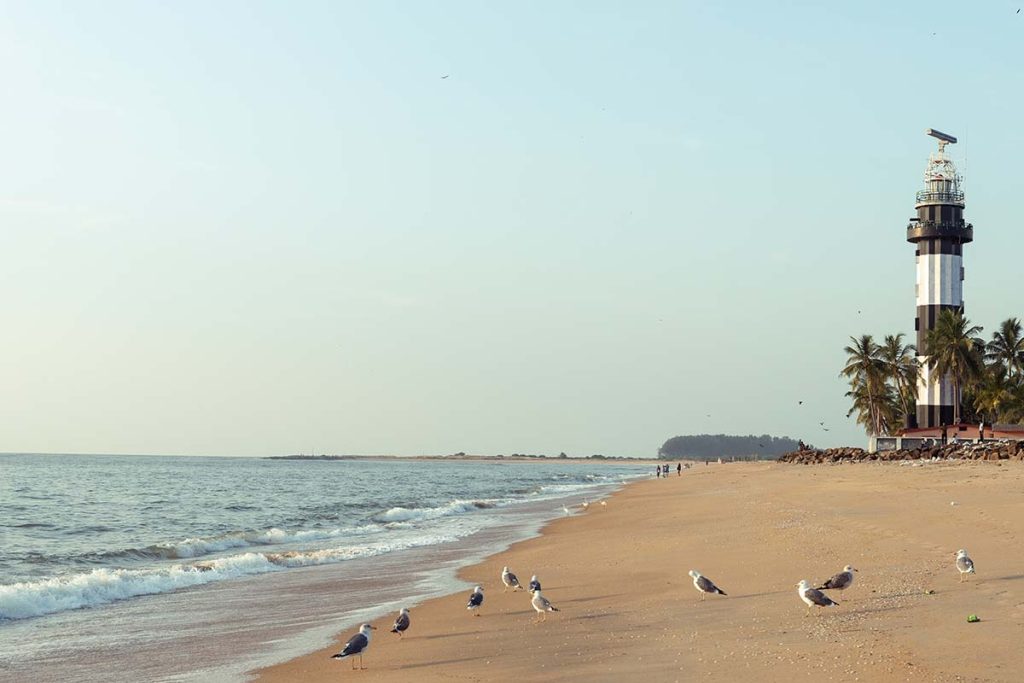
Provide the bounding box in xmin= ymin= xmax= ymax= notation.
xmin=815 ymin=565 xmax=858 ymax=592
xmin=502 ymin=566 xmax=523 ymax=592
xmin=530 ymin=589 xmax=560 ymax=622
xmin=467 ymin=585 xmax=484 ymax=615
xmin=950 ymin=501 xmax=958 ymax=506
xmin=529 ymin=575 xmax=541 ymax=593
xmin=331 ymin=623 xmax=376 ymax=670
xmin=967 ymin=614 xmax=981 ymax=623
xmin=925 ymin=589 xmax=935 ymax=595
xmin=797 ymin=579 xmax=839 ymax=614
xmin=956 ymin=549 xmax=976 ymax=582
xmin=689 ymin=570 xmax=727 ymax=601
xmin=390 ymin=608 xmax=410 ymax=637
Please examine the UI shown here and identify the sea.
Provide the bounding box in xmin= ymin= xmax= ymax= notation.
xmin=0 ymin=453 xmax=646 ymax=682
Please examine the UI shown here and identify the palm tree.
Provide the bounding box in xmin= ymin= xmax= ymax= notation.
xmin=844 ymin=379 xmax=898 ymax=436
xmin=972 ymin=364 xmax=1015 ymax=424
xmin=841 ymin=335 xmax=889 ymax=434
xmin=879 ymin=333 xmax=920 ymax=425
xmin=986 ymin=318 xmax=1024 ymax=378
xmin=923 ymin=310 xmax=984 ymax=425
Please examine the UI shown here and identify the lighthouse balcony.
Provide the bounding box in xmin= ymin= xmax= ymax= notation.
xmin=906 ymin=221 xmax=973 ymax=243
xmin=915 ymin=189 xmax=965 ymax=206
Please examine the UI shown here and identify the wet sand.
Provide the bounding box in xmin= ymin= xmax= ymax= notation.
xmin=256 ymin=461 xmax=1024 ymax=682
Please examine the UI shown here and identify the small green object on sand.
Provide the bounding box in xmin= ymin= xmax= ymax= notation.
xmin=967 ymin=614 xmax=980 ymax=623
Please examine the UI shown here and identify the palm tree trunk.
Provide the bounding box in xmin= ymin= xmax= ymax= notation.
xmin=953 ymin=376 xmax=961 ymax=425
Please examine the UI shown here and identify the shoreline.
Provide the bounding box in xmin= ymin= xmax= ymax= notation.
xmin=255 ymin=460 xmax=1024 ymax=682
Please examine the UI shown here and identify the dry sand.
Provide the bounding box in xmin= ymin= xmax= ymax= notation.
xmin=256 ymin=461 xmax=1024 ymax=682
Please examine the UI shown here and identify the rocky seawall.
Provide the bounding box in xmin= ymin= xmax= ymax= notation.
xmin=780 ymin=441 xmax=1024 ymax=464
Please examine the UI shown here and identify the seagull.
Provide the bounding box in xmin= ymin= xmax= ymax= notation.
xmin=581 ymin=501 xmax=590 ymax=510
xmin=528 ymin=574 xmax=541 ymax=592
xmin=502 ymin=566 xmax=522 ymax=592
xmin=467 ymin=585 xmax=484 ymax=614
xmin=441 ymin=74 xmax=450 ymax=79
xmin=689 ymin=570 xmax=727 ymax=600
xmin=530 ymin=589 xmax=560 ymax=622
xmin=798 ymin=401 xmax=803 ymax=405
xmin=796 ymin=580 xmax=839 ymax=614
xmin=561 ymin=505 xmax=571 ymax=515
xmin=390 ymin=608 xmax=410 ymax=637
xmin=599 ymin=500 xmax=607 ymax=506
xmin=956 ymin=549 xmax=976 ymax=582
xmin=331 ymin=624 xmax=376 ymax=670
xmin=816 ymin=565 xmax=858 ymax=592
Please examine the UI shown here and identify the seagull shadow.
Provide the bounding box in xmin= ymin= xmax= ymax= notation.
xmin=992 ymin=574 xmax=1024 ymax=582
xmin=558 ymin=593 xmax=629 ymax=605
xmin=725 ymin=590 xmax=788 ymax=601
xmin=417 ymin=630 xmax=480 ymax=640
xmin=572 ymin=612 xmax=618 ymax=620
xmin=399 ymin=656 xmax=483 ymax=670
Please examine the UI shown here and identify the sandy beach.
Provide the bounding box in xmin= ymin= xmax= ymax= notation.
xmin=256 ymin=461 xmax=1024 ymax=682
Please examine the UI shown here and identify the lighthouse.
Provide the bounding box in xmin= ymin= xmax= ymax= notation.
xmin=907 ymin=129 xmax=973 ymax=429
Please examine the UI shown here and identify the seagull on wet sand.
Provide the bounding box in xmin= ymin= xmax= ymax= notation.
xmin=816 ymin=565 xmax=858 ymax=592
xmin=528 ymin=574 xmax=541 ymax=592
xmin=467 ymin=585 xmax=484 ymax=614
xmin=331 ymin=624 xmax=376 ymax=669
xmin=502 ymin=566 xmax=522 ymax=592
xmin=530 ymin=589 xmax=560 ymax=622
xmin=689 ymin=570 xmax=727 ymax=600
xmin=390 ymin=608 xmax=410 ymax=637
xmin=797 ymin=580 xmax=839 ymax=614
xmin=956 ymin=549 xmax=976 ymax=582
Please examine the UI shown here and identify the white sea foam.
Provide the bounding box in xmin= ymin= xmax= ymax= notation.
xmin=0 ymin=553 xmax=278 ymax=621
xmin=375 ymin=499 xmax=502 ymax=523
xmin=0 ymin=532 xmax=466 ymax=621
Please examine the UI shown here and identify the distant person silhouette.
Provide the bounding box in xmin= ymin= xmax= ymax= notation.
xmin=655 ymin=465 xmax=660 ymax=478
xmin=677 ymin=463 xmax=682 ymax=476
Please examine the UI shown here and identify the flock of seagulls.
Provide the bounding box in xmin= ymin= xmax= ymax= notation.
xmin=330 ymin=498 xmax=982 ymax=670
xmin=330 ymin=566 xmax=560 ymax=669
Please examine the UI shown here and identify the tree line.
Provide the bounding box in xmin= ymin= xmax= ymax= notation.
xmin=658 ymin=434 xmax=801 ymax=459
xmin=843 ymin=312 xmax=1024 ymax=434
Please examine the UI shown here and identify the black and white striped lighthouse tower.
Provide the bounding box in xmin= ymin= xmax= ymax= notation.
xmin=907 ymin=129 xmax=973 ymax=429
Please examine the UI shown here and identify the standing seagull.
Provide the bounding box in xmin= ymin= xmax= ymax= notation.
xmin=797 ymin=580 xmax=839 ymax=614
xmin=816 ymin=565 xmax=858 ymax=592
xmin=502 ymin=566 xmax=522 ymax=592
xmin=390 ymin=608 xmax=410 ymax=637
xmin=528 ymin=574 xmax=541 ymax=593
xmin=467 ymin=585 xmax=484 ymax=615
xmin=330 ymin=624 xmax=376 ymax=670
xmin=530 ymin=589 xmax=560 ymax=622
xmin=956 ymin=549 xmax=976 ymax=582
xmin=689 ymin=570 xmax=727 ymax=600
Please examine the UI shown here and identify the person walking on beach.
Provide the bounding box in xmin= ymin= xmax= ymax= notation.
xmin=655 ymin=465 xmax=660 ymax=478
xmin=677 ymin=463 xmax=682 ymax=476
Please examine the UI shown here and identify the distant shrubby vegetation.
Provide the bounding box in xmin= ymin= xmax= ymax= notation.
xmin=657 ymin=434 xmax=801 ymax=460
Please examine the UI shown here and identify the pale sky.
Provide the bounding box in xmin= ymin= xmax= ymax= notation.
xmin=2 ymin=1 xmax=1022 ymax=456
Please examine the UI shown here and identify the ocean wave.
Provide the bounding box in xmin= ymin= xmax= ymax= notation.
xmin=0 ymin=553 xmax=279 ymax=621
xmin=373 ymin=499 xmax=501 ymax=524
xmin=0 ymin=533 xmax=460 ymax=621
xmin=73 ymin=525 xmax=377 ymax=564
